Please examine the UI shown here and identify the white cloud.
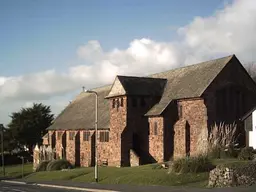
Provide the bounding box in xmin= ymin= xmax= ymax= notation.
xmin=179 ymin=0 xmax=256 ymax=64
xmin=1 ymin=0 xmax=256 ymax=124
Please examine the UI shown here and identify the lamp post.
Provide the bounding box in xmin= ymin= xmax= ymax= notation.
xmin=85 ymin=89 xmax=98 ymax=183
xmin=0 ymin=124 xmax=5 ymax=176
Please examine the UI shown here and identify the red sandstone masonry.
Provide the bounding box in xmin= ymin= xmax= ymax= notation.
xmin=97 ymin=130 xmax=110 ymax=165
xmin=48 ymin=131 xmax=55 ymax=147
xmin=149 ymin=117 xmax=164 ymax=162
xmin=173 ymin=119 xmax=186 ymax=159
xmin=79 ymin=130 xmax=94 ymax=167
xmin=108 ymin=96 xmax=127 ymax=166
xmin=173 ymin=99 xmax=208 ymax=159
xmin=66 ymin=130 xmax=78 ymax=165
xmin=55 ymin=130 xmax=65 ymax=159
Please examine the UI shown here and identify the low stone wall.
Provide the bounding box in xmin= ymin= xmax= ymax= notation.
xmin=208 ymin=163 xmax=256 ymax=187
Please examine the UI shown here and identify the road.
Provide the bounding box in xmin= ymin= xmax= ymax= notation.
xmin=0 ymin=182 xmax=71 ymax=192
xmin=1 ymin=181 xmax=256 ymax=192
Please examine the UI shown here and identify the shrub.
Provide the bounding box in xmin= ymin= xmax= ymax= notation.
xmin=35 ymin=160 xmax=50 ymax=172
xmin=208 ymin=146 xmax=221 ymax=159
xmin=207 ymin=122 xmax=241 ymax=159
xmin=170 ymin=155 xmax=214 ymax=174
xmin=238 ymin=147 xmax=254 ymax=160
xmin=46 ymin=159 xmax=73 ymax=171
xmin=208 ymin=122 xmax=238 ymax=148
xmin=151 ymin=163 xmax=163 ymax=169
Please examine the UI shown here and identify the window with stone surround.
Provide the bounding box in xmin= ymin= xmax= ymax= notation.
xmin=112 ymin=99 xmax=116 ymax=108
xmin=69 ymin=131 xmax=75 ymax=140
xmin=57 ymin=132 xmax=62 ymax=140
xmin=153 ymin=122 xmax=158 ymax=135
xmin=83 ymin=131 xmax=90 ymax=141
xmin=99 ymin=131 xmax=109 ymax=142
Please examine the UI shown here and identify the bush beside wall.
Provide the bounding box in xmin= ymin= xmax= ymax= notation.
xmin=35 ymin=161 xmax=50 ymax=172
xmin=46 ymin=159 xmax=73 ymax=171
xmin=238 ymin=147 xmax=254 ymax=160
xmin=169 ymin=155 xmax=214 ymax=174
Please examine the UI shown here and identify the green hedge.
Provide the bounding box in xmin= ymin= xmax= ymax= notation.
xmin=46 ymin=159 xmax=73 ymax=171
xmin=36 ymin=161 xmax=50 ymax=172
xmin=208 ymin=146 xmax=240 ymax=159
xmin=170 ymin=155 xmax=214 ymax=174
xmin=238 ymin=147 xmax=254 ymax=160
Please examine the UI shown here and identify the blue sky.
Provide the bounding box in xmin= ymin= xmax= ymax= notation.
xmin=0 ymin=0 xmax=227 ymax=76
xmin=0 ymin=0 xmax=255 ymax=124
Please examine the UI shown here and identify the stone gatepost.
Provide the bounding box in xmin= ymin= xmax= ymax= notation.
xmin=33 ymin=144 xmax=40 ymax=171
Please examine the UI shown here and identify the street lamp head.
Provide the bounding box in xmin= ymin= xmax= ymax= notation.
xmin=82 ymin=86 xmax=92 ymax=93
xmin=83 ymin=88 xmax=97 ymax=95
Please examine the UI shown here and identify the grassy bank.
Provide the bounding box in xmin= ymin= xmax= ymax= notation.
xmin=0 ymin=163 xmax=33 ymax=178
xmin=25 ymin=164 xmax=209 ymax=187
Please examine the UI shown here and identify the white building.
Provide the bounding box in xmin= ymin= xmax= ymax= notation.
xmin=241 ymin=107 xmax=256 ymax=149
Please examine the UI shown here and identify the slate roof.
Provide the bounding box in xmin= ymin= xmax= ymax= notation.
xmin=105 ymin=76 xmax=167 ymax=98
xmin=145 ymin=55 xmax=234 ymax=116
xmin=47 ymin=85 xmax=111 ymax=130
xmin=47 ymin=54 xmax=235 ymax=130
xmin=42 ymin=133 xmax=49 ymax=139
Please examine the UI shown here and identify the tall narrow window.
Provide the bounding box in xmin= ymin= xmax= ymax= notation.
xmin=83 ymin=131 xmax=90 ymax=141
xmin=120 ymin=98 xmax=124 ymax=107
xmin=178 ymin=104 xmax=183 ymax=118
xmin=69 ymin=131 xmax=75 ymax=140
xmin=112 ymin=99 xmax=116 ymax=108
xmin=116 ymin=99 xmax=120 ymax=108
xmin=57 ymin=132 xmax=62 ymax=140
xmin=154 ymin=122 xmax=158 ymax=135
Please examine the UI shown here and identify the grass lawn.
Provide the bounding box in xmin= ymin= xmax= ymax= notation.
xmin=0 ymin=158 xmax=251 ymax=188
xmin=25 ymin=164 xmax=209 ymax=187
xmin=0 ymin=163 xmax=33 ymax=178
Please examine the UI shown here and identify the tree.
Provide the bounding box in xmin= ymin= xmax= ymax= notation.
xmin=8 ymin=103 xmax=54 ymax=153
